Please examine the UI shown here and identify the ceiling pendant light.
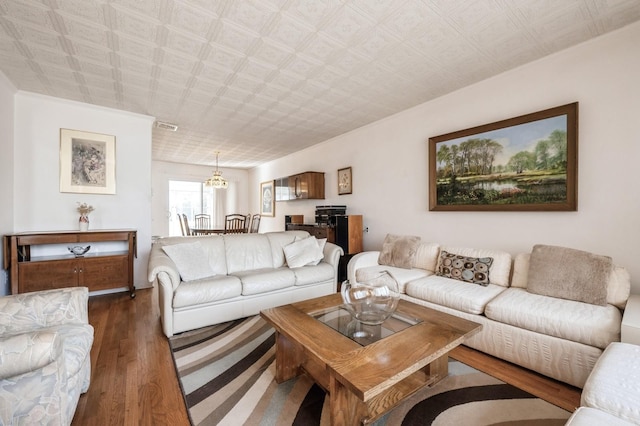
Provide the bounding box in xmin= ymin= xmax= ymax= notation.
xmin=204 ymin=151 xmax=229 ymax=189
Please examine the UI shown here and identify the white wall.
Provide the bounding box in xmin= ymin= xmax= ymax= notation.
xmin=251 ymin=22 xmax=640 ymax=294
xmin=151 ymin=160 xmax=249 ymax=236
xmin=0 ymin=72 xmax=16 ymax=294
xmin=13 ymin=92 xmax=154 ymax=292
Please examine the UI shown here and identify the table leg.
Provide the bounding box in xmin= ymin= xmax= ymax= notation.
xmin=330 ymin=374 xmax=369 ymax=426
xmin=274 ymin=331 xmax=304 ymax=383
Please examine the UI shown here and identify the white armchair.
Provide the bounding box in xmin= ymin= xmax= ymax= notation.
xmin=0 ymin=287 xmax=94 ymax=425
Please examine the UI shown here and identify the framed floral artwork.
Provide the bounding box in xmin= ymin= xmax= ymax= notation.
xmin=60 ymin=128 xmax=116 ymax=194
xmin=338 ymin=167 xmax=352 ymax=195
xmin=260 ymin=180 xmax=275 ymax=217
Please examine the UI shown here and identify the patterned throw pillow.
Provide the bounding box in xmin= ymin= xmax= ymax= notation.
xmin=437 ymin=250 xmax=493 ymax=286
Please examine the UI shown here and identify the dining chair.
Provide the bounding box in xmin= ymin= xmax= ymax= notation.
xmin=194 ymin=214 xmax=210 ymax=229
xmin=249 ymin=214 xmax=261 ymax=233
xmin=177 ymin=213 xmax=187 ymax=236
xmin=224 ymin=214 xmax=247 ymax=234
xmin=181 ymin=213 xmax=192 ymax=236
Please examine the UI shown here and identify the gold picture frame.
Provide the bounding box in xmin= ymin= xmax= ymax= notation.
xmin=60 ymin=128 xmax=116 ymax=194
xmin=338 ymin=167 xmax=352 ymax=195
xmin=260 ymin=180 xmax=275 ymax=217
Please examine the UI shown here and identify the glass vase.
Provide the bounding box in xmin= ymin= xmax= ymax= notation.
xmin=79 ymin=214 xmax=89 ymax=232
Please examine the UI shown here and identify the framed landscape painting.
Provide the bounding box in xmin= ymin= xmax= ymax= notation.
xmin=60 ymin=128 xmax=116 ymax=194
xmin=428 ymin=102 xmax=578 ymax=211
xmin=260 ymin=180 xmax=275 ymax=217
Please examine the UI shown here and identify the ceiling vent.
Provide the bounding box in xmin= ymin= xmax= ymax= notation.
xmin=155 ymin=121 xmax=178 ymax=131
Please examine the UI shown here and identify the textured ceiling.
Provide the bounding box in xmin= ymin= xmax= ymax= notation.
xmin=1 ymin=0 xmax=639 ymax=169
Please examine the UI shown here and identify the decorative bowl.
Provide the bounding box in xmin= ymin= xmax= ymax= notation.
xmin=68 ymin=245 xmax=91 ymax=257
xmin=341 ymin=270 xmax=400 ymax=325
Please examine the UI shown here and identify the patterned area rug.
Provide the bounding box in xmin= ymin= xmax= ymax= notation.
xmin=169 ymin=316 xmax=571 ymax=426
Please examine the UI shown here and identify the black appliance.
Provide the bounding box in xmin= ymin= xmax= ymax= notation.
xmin=315 ymin=205 xmax=346 ymax=226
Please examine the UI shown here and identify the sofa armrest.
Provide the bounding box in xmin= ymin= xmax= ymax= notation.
xmin=622 ymin=294 xmax=640 ymax=344
xmin=322 ymin=242 xmax=343 ymax=268
xmin=347 ymin=251 xmax=381 ymax=283
xmin=0 ymin=287 xmax=89 ymax=335
xmin=0 ymin=331 xmax=62 ymax=379
xmin=147 ymin=244 xmax=181 ymax=292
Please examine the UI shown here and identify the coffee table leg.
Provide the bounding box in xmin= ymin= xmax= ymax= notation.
xmin=424 ymin=354 xmax=449 ymax=386
xmin=330 ymin=374 xmax=368 ymax=426
xmin=274 ymin=331 xmax=304 ymax=383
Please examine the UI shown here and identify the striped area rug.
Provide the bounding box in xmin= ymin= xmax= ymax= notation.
xmin=169 ymin=316 xmax=571 ymax=426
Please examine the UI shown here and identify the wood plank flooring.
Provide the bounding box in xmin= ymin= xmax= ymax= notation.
xmin=71 ymin=286 xmax=580 ymax=425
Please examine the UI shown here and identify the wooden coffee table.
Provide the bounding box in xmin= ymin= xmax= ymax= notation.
xmin=260 ymin=293 xmax=482 ymax=425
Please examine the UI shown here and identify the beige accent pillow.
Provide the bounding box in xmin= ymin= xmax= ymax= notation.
xmin=526 ymin=244 xmax=612 ymax=306
xmin=378 ymin=234 xmax=421 ymax=269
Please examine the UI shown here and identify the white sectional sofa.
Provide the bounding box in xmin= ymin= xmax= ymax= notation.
xmin=347 ymin=235 xmax=632 ymax=388
xmin=148 ymin=231 xmax=343 ymax=337
xmin=566 ymin=342 xmax=640 ymax=425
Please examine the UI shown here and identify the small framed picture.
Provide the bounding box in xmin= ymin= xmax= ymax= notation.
xmin=260 ymin=180 xmax=275 ymax=217
xmin=60 ymin=128 xmax=116 ymax=194
xmin=338 ymin=167 xmax=352 ymax=195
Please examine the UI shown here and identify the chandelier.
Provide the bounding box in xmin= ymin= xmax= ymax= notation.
xmin=204 ymin=152 xmax=228 ymax=189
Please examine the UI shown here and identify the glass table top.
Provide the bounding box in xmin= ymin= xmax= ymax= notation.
xmin=312 ymin=305 xmax=422 ymax=346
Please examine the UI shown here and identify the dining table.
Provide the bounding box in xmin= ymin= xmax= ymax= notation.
xmin=190 ymin=228 xmax=226 ymax=235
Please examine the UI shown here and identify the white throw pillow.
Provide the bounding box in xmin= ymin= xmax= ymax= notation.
xmin=162 ymin=241 xmax=215 ymax=281
xmin=308 ymin=238 xmax=327 ymax=266
xmin=284 ymin=237 xmax=325 ymax=268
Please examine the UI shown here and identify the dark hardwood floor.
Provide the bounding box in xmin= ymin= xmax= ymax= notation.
xmin=71 ymin=286 xmax=580 ymax=425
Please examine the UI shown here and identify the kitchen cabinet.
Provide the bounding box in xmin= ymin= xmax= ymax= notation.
xmin=288 ymin=172 xmax=325 ymax=200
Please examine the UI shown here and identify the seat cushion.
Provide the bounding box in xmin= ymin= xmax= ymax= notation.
xmin=232 ymin=267 xmax=295 ymax=295
xmin=566 ymin=407 xmax=635 ymax=426
xmin=405 ymin=275 xmax=506 ymax=315
xmin=173 ymin=275 xmax=242 ymax=308
xmin=485 ymin=288 xmax=621 ymax=349
xmin=581 ymin=342 xmax=640 ymax=424
xmin=291 ymin=263 xmax=335 ymax=286
xmin=355 ymin=265 xmax=431 ymax=293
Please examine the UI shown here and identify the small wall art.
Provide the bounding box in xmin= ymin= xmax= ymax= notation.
xmin=428 ymin=102 xmax=578 ymax=211
xmin=260 ymin=180 xmax=275 ymax=217
xmin=60 ymin=128 xmax=116 ymax=194
xmin=338 ymin=167 xmax=352 ymax=195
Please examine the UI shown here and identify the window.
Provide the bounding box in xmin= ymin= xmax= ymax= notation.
xmin=169 ymin=180 xmax=226 ymax=236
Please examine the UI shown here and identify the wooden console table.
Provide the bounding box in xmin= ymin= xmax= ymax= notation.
xmin=3 ymin=229 xmax=137 ymax=297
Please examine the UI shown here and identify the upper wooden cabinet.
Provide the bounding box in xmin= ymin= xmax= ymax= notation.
xmin=276 ymin=172 xmax=325 ymax=201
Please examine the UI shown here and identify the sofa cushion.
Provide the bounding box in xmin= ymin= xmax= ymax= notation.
xmin=485 ymin=288 xmax=621 ymax=349
xmin=526 ymin=244 xmax=612 ymax=306
xmin=378 ymin=234 xmax=421 ymax=269
xmin=232 ymin=267 xmax=295 ymax=296
xmin=438 ymin=245 xmax=512 ymax=287
xmin=436 ymin=250 xmax=493 ymax=286
xmin=266 ymin=231 xmax=310 ymax=268
xmin=161 ymin=241 xmax=215 ymax=281
xmin=173 ymin=275 xmax=242 ymax=308
xmin=405 ymin=275 xmax=506 ymax=315
xmin=581 ymin=342 xmax=640 ymax=424
xmin=283 ymin=236 xmax=324 ymax=268
xmin=291 ymin=263 xmax=334 ymax=286
xmin=413 ymin=242 xmax=441 ymax=272
xmin=354 ymin=265 xmax=431 ymax=294
xmin=224 ymin=234 xmax=274 ymax=274
xmin=511 ymin=253 xmax=630 ymax=309
xmin=565 ymin=407 xmax=635 ymax=426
